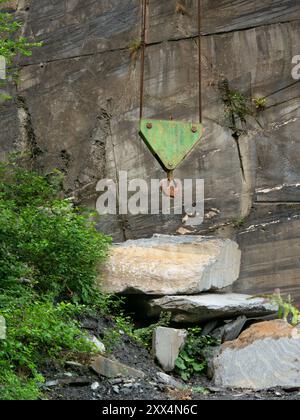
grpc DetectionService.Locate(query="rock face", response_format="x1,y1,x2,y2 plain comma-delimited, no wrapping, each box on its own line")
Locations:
234,212,300,304
91,355,145,380
213,320,300,390
146,294,277,323
0,316,6,340
0,1,300,301
98,235,241,295
152,327,187,372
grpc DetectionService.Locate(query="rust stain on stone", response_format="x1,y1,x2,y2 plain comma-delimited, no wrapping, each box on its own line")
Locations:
222,320,300,351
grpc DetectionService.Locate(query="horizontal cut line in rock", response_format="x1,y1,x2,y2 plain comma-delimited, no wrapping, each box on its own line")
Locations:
18,18,299,68
254,201,300,204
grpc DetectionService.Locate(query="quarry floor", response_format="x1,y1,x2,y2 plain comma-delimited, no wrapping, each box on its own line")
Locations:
43,314,300,401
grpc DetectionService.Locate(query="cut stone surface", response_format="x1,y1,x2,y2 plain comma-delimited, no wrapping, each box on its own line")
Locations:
213,320,300,390
1,1,300,303
91,355,145,380
153,327,187,372
0,316,6,340
146,293,277,323
98,235,241,295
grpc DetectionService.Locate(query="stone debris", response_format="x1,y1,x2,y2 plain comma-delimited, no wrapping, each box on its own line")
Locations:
213,320,300,390
156,372,185,389
146,293,277,323
98,235,241,295
91,382,100,391
91,355,145,379
211,316,248,342
152,327,187,372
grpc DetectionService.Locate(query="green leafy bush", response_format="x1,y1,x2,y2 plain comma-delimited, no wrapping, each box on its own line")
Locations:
0,0,42,100
134,312,172,350
0,5,42,66
0,289,96,400
0,159,111,399
251,289,300,327
175,327,219,381
0,161,111,301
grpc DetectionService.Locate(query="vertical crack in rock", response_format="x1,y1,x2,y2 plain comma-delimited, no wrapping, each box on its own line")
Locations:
73,109,109,202
91,109,109,178
233,133,246,183
15,95,42,166
93,107,127,241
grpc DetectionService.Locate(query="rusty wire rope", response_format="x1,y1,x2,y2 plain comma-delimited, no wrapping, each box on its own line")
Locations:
139,0,203,123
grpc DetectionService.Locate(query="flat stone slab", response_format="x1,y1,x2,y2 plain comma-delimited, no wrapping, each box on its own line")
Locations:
98,235,241,295
146,294,277,323
213,320,300,390
0,316,6,340
91,355,145,379
153,327,187,372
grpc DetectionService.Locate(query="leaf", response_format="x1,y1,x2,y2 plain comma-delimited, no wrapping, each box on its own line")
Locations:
175,357,187,370
181,371,190,382
192,362,204,372
180,351,194,363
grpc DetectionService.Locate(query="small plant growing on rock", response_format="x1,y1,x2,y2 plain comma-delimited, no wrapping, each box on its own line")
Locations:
251,289,300,326
134,312,172,350
252,97,267,111
175,327,220,381
219,79,251,136
0,0,42,101
219,79,266,137
233,217,246,228
128,38,142,59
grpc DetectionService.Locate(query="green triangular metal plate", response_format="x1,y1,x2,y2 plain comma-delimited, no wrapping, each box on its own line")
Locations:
140,119,203,171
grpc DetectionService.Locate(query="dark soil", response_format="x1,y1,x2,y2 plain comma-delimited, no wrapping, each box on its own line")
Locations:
43,315,300,401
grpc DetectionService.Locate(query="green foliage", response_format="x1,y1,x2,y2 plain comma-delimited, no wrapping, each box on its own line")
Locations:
191,386,210,395
0,369,41,400
0,1,42,103
0,289,96,400
0,92,12,101
233,217,246,228
0,159,111,399
134,312,172,350
175,327,220,382
219,79,266,137
0,160,111,301
128,38,141,59
0,3,42,68
219,79,251,136
251,289,300,327
252,97,267,111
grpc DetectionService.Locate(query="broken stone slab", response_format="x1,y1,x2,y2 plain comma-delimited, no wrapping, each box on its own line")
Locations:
146,293,277,323
210,316,248,343
153,327,187,372
98,235,241,295
213,320,300,390
44,377,93,388
0,316,6,340
91,355,145,380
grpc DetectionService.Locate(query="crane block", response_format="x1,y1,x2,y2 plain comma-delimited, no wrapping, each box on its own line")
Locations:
140,119,203,171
